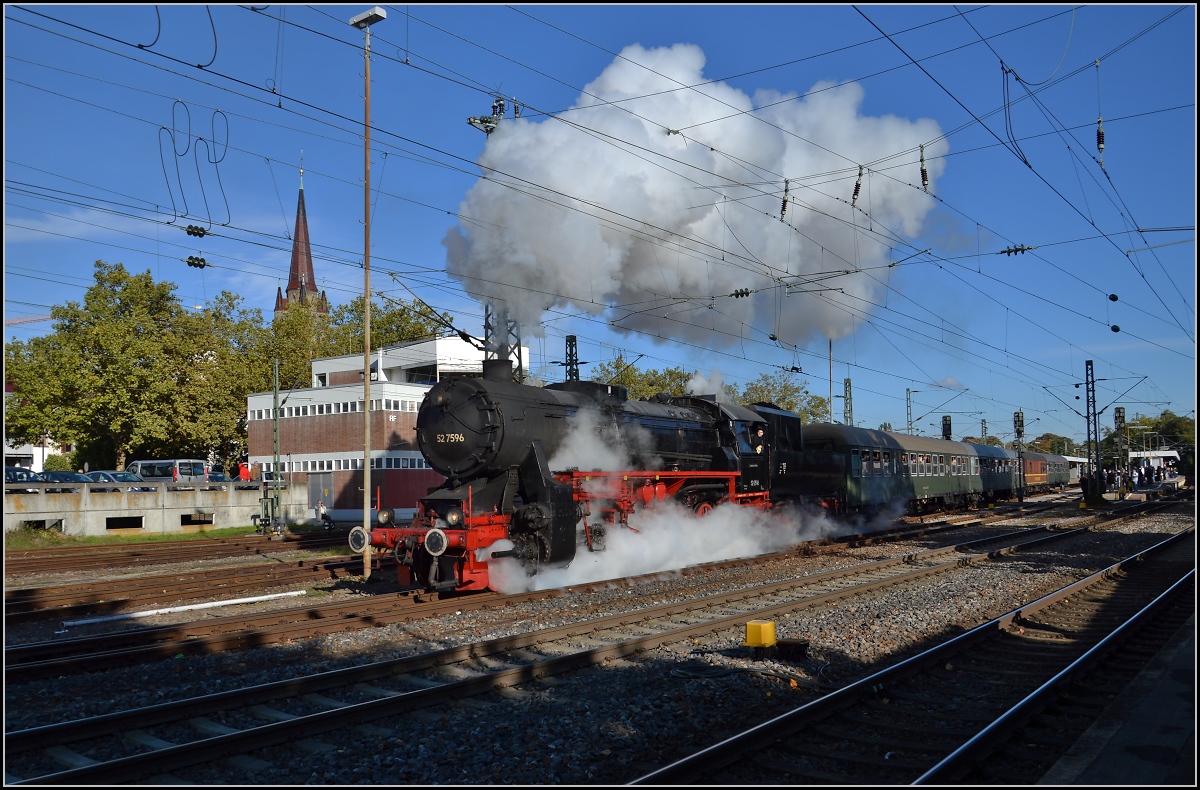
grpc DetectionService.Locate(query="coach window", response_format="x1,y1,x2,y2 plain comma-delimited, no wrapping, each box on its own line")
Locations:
882,451,892,475
851,449,861,477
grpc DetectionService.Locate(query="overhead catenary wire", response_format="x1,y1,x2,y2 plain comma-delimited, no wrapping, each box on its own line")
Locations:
9,6,1185,429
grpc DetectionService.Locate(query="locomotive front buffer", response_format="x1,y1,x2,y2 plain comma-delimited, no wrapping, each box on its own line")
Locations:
350,440,767,593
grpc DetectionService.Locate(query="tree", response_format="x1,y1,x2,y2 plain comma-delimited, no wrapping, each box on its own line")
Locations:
5,263,458,473
5,261,191,470
588,354,695,401
1026,432,1074,455
41,453,76,472
327,295,451,357
728,369,829,425
176,293,272,475
962,435,1005,448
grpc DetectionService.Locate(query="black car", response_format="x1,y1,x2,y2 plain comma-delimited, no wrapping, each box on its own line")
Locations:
5,466,43,483
86,470,153,492
40,470,93,493
4,466,45,493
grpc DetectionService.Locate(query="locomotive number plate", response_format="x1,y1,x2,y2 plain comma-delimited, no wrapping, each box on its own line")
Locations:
437,433,466,443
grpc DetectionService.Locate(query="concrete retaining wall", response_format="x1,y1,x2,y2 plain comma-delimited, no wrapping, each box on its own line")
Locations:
3,483,309,536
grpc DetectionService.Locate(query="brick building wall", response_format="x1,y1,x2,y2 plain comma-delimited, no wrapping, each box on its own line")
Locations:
247,384,445,512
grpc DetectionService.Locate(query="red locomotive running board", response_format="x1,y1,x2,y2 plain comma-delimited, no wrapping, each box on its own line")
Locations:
364,469,770,591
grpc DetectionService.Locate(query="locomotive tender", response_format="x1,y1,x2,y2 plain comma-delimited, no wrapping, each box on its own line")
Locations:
350,363,1069,592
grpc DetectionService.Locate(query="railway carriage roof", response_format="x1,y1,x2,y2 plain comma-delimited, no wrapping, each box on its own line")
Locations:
803,423,977,454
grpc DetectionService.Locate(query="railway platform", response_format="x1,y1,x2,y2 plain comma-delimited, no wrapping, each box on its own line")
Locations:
1039,614,1195,785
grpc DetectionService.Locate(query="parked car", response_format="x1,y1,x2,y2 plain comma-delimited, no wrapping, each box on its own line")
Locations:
125,459,208,483
5,466,45,493
86,470,153,492
5,466,44,483
40,470,93,493
206,472,232,482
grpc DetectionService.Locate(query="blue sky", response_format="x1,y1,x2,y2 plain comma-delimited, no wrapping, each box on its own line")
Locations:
4,5,1196,447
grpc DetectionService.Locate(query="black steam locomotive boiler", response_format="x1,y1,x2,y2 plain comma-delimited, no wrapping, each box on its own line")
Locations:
349,360,789,591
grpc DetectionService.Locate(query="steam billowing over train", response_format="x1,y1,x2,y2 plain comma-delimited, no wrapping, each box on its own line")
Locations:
350,362,1068,592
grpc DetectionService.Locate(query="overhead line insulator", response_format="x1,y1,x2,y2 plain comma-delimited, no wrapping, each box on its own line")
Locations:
920,145,929,193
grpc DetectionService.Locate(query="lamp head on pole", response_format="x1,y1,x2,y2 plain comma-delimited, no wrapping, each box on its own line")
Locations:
349,6,386,29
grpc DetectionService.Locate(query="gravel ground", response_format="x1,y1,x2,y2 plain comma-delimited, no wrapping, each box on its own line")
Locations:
4,504,1191,785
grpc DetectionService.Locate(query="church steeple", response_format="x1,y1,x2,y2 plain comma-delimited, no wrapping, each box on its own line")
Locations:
275,168,329,317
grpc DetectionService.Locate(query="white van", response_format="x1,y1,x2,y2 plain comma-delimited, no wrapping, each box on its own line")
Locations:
125,459,208,483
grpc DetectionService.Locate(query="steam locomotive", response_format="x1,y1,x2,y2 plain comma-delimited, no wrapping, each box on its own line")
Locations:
349,362,1069,592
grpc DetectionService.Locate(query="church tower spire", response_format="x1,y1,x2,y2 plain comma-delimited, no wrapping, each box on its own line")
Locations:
274,167,329,318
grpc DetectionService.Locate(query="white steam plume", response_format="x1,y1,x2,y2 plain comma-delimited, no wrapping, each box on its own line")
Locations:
444,43,946,347
548,407,662,473
485,499,842,594
685,369,724,399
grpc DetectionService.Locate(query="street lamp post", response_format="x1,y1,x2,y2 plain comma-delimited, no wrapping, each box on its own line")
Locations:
351,6,386,581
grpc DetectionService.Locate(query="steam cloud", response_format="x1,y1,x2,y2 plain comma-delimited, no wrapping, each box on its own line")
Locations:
485,499,835,594
444,43,947,347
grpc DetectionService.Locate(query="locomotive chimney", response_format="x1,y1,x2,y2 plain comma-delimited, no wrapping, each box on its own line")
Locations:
483,358,513,382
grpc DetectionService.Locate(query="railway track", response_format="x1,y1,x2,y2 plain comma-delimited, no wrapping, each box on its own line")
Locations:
4,508,1183,784
3,533,349,575
3,494,1076,625
631,529,1194,784
3,555,387,624
3,495,1172,681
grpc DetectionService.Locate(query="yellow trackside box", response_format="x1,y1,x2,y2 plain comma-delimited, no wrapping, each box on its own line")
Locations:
743,620,777,648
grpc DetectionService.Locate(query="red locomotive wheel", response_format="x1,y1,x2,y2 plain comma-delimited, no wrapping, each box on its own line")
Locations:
694,501,714,517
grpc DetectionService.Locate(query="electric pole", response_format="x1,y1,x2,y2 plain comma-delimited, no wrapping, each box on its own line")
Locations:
351,5,387,580
1014,410,1025,504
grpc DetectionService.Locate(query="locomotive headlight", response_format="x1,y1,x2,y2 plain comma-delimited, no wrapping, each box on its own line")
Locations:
444,506,464,527
424,527,449,557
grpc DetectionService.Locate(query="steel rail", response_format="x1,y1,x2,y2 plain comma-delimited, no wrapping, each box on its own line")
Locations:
3,523,1056,680
913,567,1196,783
629,527,1194,784
6,522,1115,776
9,523,1190,782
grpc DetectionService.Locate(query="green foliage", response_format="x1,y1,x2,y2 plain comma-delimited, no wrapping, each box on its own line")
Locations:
331,295,450,352
5,261,190,470
2,524,259,551
589,353,695,401
1025,432,1075,455
583,358,830,425
269,295,451,388
728,370,829,425
962,435,1006,448
5,262,450,474
41,453,76,472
